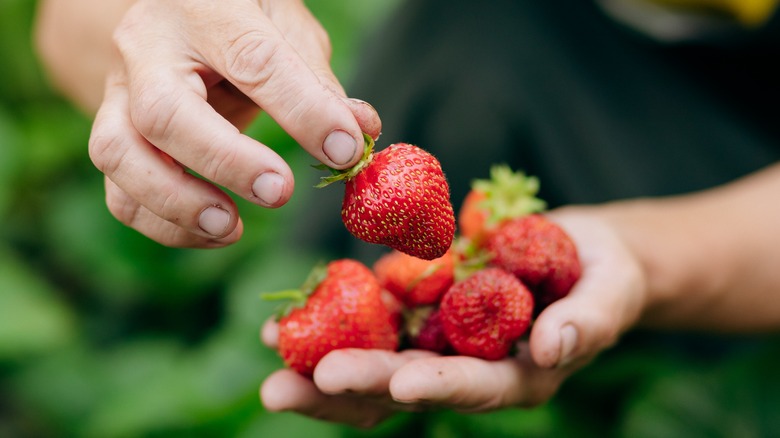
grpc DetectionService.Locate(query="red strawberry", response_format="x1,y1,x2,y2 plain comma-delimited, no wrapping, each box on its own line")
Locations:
485,214,581,313
439,267,534,360
269,259,399,378
317,135,455,260
458,190,489,242
404,306,452,354
373,249,455,307
380,288,405,333
458,165,546,246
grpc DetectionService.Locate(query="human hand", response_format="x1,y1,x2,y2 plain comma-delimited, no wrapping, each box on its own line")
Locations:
258,208,648,427
88,0,381,247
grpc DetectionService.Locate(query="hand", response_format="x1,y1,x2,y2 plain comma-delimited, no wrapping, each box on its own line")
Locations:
258,208,648,427
88,0,381,247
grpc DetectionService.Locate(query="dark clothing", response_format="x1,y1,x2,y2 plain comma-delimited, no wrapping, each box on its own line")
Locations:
301,0,780,262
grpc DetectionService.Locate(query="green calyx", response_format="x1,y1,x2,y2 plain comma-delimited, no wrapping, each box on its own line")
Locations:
314,133,376,188
261,261,329,319
472,164,547,226
452,237,493,282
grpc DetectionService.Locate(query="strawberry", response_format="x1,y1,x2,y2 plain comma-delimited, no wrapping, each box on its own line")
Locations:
373,249,455,307
404,306,452,354
380,288,405,333
268,259,399,377
485,214,581,313
439,267,534,360
317,135,455,260
458,165,546,246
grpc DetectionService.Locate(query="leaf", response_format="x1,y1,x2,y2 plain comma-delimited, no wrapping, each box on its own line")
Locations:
0,245,77,359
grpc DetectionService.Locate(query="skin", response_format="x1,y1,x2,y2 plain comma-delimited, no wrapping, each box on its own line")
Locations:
35,0,381,248
34,0,780,428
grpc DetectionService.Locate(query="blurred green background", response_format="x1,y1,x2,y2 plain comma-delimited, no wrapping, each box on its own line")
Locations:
3,0,780,437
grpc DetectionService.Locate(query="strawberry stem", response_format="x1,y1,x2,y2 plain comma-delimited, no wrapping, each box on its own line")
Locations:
453,243,493,282
472,164,547,225
260,262,329,319
314,133,375,187
260,289,307,302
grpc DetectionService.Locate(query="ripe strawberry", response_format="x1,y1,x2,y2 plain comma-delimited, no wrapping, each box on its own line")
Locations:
380,288,405,333
373,249,455,307
485,214,581,313
458,165,546,246
439,267,534,360
317,135,455,260
269,259,399,378
404,306,452,354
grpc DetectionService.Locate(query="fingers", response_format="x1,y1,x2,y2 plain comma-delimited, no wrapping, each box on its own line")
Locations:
93,57,296,239
529,213,646,369
104,178,244,247
313,349,438,396
260,347,570,419
388,352,569,412
123,67,295,208
94,0,382,247
90,77,249,247
261,318,279,349
180,0,365,168
261,349,438,427
261,369,394,428
259,1,382,140
345,98,382,141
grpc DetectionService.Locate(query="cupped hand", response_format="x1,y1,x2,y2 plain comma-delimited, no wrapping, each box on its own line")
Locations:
89,0,381,247
258,208,649,427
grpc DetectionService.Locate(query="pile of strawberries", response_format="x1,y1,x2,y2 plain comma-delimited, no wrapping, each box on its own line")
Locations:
267,140,581,377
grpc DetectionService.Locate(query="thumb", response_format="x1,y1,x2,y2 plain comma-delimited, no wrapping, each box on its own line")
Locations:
193,0,364,169
528,213,646,369
266,1,382,140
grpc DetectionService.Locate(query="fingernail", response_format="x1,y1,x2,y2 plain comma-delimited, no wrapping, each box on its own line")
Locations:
252,172,285,206
558,324,578,368
323,130,359,166
349,97,377,112
347,98,382,141
199,206,231,237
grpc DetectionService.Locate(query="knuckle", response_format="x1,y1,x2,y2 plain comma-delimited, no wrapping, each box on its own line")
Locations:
200,138,240,183
130,82,181,142
105,185,140,227
157,188,183,225
223,30,287,91
88,129,128,178
111,5,146,59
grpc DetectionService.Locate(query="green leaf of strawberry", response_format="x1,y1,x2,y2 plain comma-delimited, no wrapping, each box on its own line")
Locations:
458,164,547,246
261,261,328,319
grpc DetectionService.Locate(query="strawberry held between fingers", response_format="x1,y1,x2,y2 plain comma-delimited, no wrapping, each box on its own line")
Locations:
317,135,455,260
267,259,399,378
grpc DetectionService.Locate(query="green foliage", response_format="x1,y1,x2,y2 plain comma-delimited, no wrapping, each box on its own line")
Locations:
2,0,780,437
